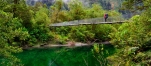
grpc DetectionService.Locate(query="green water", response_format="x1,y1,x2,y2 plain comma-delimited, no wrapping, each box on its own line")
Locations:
16,44,115,66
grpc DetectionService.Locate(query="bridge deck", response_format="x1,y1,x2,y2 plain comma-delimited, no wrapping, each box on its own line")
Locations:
50,17,127,27
50,21,125,27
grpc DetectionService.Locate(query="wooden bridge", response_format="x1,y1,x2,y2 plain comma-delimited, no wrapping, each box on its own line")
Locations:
50,16,127,27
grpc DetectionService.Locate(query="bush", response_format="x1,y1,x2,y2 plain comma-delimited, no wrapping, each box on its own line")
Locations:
94,24,114,41
28,7,52,44
68,26,94,42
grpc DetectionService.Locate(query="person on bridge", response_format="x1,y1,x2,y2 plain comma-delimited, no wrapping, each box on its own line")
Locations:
104,13,108,22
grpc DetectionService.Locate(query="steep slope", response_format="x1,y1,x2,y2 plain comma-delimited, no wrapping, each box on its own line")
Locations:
26,0,132,18
89,0,124,10
26,0,55,6
26,0,124,10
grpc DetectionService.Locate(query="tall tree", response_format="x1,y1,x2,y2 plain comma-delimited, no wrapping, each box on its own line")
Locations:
68,0,86,20
0,0,30,65
50,0,64,23
0,10,25,66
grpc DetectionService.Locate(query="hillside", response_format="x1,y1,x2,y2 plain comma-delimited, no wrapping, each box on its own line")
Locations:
26,0,124,10
26,0,132,18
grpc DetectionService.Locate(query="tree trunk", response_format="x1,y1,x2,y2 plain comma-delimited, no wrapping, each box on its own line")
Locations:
13,0,19,17
14,0,18,4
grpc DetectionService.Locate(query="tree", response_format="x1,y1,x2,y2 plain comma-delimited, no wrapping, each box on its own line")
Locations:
29,7,52,44
68,0,86,20
85,4,105,18
50,0,64,23
107,0,151,65
121,0,151,11
0,10,25,66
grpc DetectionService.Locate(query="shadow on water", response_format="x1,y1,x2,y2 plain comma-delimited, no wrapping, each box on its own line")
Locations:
15,44,115,66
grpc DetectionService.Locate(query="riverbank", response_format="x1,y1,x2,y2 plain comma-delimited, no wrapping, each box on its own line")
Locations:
22,41,111,50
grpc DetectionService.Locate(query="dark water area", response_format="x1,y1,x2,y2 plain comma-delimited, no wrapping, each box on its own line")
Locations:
15,44,115,66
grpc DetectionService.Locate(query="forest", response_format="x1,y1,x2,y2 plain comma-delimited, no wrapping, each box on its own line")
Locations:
0,0,151,66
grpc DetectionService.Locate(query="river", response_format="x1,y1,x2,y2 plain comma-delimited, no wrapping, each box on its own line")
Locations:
15,44,115,66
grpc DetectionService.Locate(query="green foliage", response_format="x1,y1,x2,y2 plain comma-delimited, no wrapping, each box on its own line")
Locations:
53,24,114,43
92,43,100,54
29,7,52,44
86,4,105,18
68,0,86,20
51,1,121,42
52,26,71,44
0,1,53,65
55,26,71,36
0,10,29,46
121,0,151,11
50,0,66,23
94,24,114,41
108,5,151,65
0,10,24,66
92,44,116,66
109,15,150,49
68,26,94,42
108,15,147,65
0,0,53,46
52,34,68,44
0,46,23,66
134,51,151,65
34,8,49,25
12,1,33,28
1,0,145,65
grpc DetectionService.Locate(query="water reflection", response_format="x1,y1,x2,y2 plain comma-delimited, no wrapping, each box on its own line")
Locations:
16,44,115,66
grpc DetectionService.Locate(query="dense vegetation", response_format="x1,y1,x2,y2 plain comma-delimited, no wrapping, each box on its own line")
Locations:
107,0,151,65
0,0,151,66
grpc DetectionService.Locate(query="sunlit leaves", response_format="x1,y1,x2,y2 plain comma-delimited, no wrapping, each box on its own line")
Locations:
29,7,52,43
92,44,100,54
109,15,146,47
50,0,65,23
86,4,105,18
35,8,49,26
0,10,24,65
108,9,151,65
68,0,86,20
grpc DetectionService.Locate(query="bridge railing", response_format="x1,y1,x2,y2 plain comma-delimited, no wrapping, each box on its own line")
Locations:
50,16,125,26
